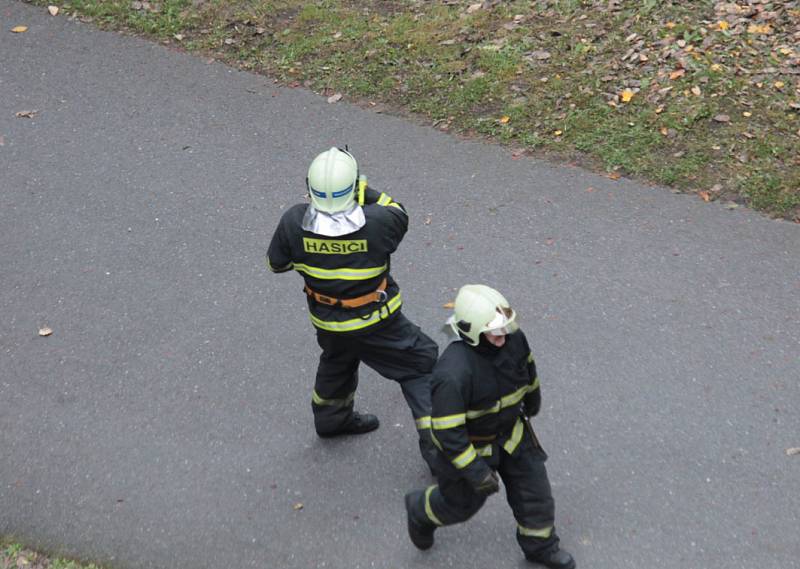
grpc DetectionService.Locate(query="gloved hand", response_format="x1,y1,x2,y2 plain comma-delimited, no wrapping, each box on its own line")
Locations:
474,470,500,496
362,187,381,205
523,391,541,418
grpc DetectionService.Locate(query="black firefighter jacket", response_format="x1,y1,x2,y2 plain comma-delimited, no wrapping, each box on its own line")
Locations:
267,187,407,335
429,331,542,488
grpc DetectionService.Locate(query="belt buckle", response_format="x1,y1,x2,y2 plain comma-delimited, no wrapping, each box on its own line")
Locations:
376,289,388,303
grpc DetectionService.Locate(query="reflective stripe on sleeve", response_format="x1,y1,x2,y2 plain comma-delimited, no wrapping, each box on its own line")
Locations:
309,292,402,332
293,262,387,280
431,413,467,430
476,444,492,457
424,485,444,526
452,445,477,469
377,193,392,206
267,259,293,272
466,401,500,420
499,385,529,409
312,389,355,408
502,418,525,454
518,524,553,538
530,376,540,391
415,416,431,430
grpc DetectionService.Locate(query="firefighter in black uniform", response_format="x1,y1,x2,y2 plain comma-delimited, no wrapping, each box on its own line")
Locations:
267,147,438,469
404,284,575,569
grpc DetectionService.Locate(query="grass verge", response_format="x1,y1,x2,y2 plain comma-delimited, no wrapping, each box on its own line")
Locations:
20,0,800,219
1,542,101,569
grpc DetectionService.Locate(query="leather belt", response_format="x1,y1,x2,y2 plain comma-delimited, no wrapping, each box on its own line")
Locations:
304,277,388,308
468,434,497,443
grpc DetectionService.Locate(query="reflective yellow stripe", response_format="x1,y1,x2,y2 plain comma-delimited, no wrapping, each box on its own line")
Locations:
530,377,540,391
466,401,500,420
527,352,534,364
502,418,525,454
452,445,477,469
388,202,403,210
293,262,387,280
431,413,466,430
424,485,443,526
476,444,492,457
430,430,443,450
518,524,553,538
500,385,529,409
267,259,293,272
415,416,431,429
312,389,355,408
377,193,392,206
309,292,402,332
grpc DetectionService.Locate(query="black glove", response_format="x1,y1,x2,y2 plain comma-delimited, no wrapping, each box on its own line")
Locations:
523,391,541,418
474,470,500,496
362,187,381,205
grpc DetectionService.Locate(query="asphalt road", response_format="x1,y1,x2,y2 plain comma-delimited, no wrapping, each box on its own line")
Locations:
1,2,799,568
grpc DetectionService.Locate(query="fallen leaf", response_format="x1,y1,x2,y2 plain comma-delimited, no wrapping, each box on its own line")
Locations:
11,25,28,33
620,89,635,103
443,302,455,309
511,148,526,160
527,50,551,61
223,37,236,45
786,448,800,456
716,21,729,31
327,93,343,104
724,202,739,209
774,81,785,89
173,33,184,41
665,21,676,29
466,3,482,14
38,327,53,337
709,184,722,193
607,172,621,180
742,111,752,117
669,69,686,80
713,114,730,123
424,216,432,225
698,191,711,202
292,502,304,511
553,130,562,136
691,86,702,96
48,6,59,16
15,110,38,118
499,115,510,124
747,24,772,35
710,64,722,72
655,106,664,114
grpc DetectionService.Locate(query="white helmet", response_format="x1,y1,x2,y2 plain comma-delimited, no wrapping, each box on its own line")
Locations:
306,147,358,213
447,284,518,346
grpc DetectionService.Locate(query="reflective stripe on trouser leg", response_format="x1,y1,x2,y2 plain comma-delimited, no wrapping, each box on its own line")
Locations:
499,429,558,557
420,476,487,528
313,334,360,434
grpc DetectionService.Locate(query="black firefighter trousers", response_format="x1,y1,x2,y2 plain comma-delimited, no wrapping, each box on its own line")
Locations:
407,428,560,558
313,312,439,468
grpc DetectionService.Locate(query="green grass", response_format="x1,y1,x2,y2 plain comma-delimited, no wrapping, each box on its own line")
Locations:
26,0,800,219
1,542,103,569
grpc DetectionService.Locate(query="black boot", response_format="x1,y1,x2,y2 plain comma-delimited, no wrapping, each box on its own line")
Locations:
317,412,379,438
404,492,435,550
525,547,575,569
